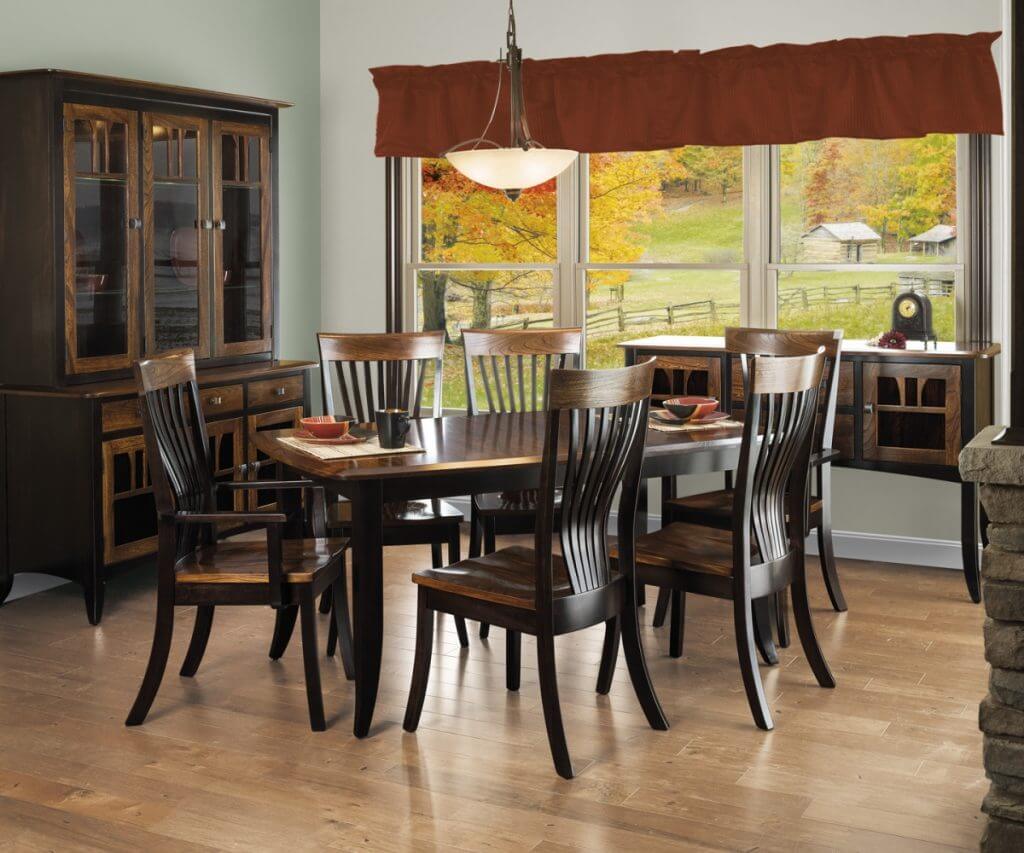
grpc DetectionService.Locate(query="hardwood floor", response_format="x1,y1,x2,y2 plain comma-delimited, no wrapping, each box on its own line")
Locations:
0,536,986,851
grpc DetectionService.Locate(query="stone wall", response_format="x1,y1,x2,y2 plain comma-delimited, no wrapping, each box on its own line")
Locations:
961,426,1024,850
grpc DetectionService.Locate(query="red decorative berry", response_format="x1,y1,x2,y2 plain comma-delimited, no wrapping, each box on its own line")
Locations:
878,329,907,350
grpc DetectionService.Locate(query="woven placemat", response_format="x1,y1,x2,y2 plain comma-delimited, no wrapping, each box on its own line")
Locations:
278,435,424,460
648,417,742,433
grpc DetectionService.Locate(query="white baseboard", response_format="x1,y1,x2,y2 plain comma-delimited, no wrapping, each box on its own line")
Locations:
447,497,974,571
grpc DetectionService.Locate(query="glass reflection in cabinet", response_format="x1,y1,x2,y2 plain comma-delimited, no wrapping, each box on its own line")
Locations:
222,186,263,344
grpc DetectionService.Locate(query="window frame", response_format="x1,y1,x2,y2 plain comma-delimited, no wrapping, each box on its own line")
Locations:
402,134,983,359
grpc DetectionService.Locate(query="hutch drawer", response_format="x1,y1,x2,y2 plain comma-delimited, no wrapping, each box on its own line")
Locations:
248,375,304,408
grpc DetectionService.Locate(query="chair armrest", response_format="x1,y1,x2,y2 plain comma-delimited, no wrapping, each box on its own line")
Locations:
218,479,319,492
167,511,287,525
811,448,841,467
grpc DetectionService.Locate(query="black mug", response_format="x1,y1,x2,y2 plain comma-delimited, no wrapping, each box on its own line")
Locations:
375,408,411,449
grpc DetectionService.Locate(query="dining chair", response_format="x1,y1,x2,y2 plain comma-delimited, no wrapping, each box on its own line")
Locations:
125,350,348,731
656,327,846,658
604,349,834,730
461,327,583,639
307,331,469,671
403,359,667,778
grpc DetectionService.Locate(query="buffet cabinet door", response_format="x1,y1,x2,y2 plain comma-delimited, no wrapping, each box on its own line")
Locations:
212,121,272,357
142,113,210,358
246,406,303,511
862,362,961,467
101,434,157,564
63,104,140,374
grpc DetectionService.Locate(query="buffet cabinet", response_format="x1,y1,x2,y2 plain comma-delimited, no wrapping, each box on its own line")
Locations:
621,336,999,601
0,71,311,622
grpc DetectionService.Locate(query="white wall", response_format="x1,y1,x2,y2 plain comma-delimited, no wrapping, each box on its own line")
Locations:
320,0,1006,550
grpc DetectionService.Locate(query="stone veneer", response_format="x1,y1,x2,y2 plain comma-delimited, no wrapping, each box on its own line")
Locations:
960,426,1024,851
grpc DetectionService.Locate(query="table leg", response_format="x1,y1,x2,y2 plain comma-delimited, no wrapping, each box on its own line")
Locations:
351,479,384,737
961,481,981,604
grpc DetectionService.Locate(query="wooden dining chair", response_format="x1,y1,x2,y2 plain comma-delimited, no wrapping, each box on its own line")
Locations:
656,327,846,658
604,349,834,730
462,327,583,639
125,350,348,732
307,331,469,669
403,359,668,778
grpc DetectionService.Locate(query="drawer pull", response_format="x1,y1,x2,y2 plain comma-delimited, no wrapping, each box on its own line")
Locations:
274,387,286,397
208,396,223,406
863,403,874,414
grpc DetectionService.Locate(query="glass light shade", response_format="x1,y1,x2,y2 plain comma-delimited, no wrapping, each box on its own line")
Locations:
446,147,577,192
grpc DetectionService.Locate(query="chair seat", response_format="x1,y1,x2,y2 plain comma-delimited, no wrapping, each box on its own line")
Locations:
413,545,586,609
667,489,822,520
176,537,348,585
328,498,463,528
612,522,752,578
474,489,562,516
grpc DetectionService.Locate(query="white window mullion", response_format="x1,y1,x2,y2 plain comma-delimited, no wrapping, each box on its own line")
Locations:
743,145,770,327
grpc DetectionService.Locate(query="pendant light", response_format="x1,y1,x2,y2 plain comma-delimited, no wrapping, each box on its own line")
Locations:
444,0,577,201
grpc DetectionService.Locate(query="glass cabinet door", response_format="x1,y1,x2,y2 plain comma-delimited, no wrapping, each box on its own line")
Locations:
143,114,210,357
212,121,272,356
63,104,139,374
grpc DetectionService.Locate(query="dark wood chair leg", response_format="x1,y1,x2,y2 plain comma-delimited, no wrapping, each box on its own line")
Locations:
791,575,836,689
536,629,574,779
447,527,470,648
319,585,333,615
299,591,326,732
816,466,847,612
619,581,669,731
652,587,670,627
125,593,174,726
403,588,434,732
479,622,491,639
468,503,482,558
668,589,685,658
595,617,620,695
328,569,355,680
506,630,521,691
734,595,774,730
179,605,214,677
84,577,105,626
962,481,982,603
430,542,443,567
981,500,990,548
479,517,495,639
775,591,790,648
752,597,779,666
268,606,299,660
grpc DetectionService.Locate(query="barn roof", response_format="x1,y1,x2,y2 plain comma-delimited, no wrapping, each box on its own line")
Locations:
909,224,957,243
802,222,881,242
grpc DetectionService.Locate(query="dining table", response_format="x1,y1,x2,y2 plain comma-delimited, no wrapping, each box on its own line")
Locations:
253,412,744,738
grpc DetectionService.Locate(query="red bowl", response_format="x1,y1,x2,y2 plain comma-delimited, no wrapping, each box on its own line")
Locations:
663,396,719,422
300,415,351,438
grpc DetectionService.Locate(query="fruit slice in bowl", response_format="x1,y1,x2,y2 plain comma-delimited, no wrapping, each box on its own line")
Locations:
299,415,352,439
662,396,719,422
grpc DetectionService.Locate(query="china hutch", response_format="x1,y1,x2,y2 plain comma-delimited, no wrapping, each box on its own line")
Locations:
0,71,315,623
621,335,999,602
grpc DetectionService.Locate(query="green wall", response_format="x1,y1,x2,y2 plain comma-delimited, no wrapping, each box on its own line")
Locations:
0,0,321,362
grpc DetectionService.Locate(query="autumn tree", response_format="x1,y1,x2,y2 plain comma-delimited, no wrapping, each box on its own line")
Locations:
677,146,742,202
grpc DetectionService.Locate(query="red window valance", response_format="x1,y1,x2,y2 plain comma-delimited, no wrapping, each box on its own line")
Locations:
371,31,1002,157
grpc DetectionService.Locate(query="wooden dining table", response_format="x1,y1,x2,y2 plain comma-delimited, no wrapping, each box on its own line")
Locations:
253,412,744,738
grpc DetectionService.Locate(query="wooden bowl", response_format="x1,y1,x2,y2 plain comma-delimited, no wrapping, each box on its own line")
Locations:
662,396,719,422
300,415,351,438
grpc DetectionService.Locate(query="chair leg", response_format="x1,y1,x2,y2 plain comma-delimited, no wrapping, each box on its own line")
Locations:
791,576,836,689
775,591,791,648
752,597,779,666
268,606,299,660
506,630,521,691
318,585,333,615
179,605,214,677
469,503,482,558
536,630,574,779
125,592,174,726
817,522,847,613
734,595,774,730
445,528,470,648
479,517,495,639
620,580,669,731
328,567,355,680
299,591,326,732
596,617,620,695
403,588,434,732
652,587,670,627
668,590,685,658
479,622,491,639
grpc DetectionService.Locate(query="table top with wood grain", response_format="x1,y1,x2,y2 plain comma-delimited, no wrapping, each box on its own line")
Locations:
253,412,744,482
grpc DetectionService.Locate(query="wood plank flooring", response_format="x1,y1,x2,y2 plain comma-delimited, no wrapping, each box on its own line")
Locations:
0,537,987,851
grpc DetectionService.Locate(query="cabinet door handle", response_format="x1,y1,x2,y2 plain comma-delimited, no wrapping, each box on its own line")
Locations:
128,218,142,230
215,219,227,230
863,403,874,414
273,387,286,397
208,396,223,406
197,219,214,230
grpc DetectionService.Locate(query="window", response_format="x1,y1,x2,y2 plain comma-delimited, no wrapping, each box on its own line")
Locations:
773,134,960,339
406,134,974,397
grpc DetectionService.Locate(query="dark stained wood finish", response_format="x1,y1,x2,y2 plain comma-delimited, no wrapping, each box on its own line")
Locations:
248,374,304,408
405,360,665,778
126,350,346,731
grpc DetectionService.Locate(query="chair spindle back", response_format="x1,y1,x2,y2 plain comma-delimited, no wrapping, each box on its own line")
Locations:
534,360,655,604
462,328,583,415
733,350,825,565
318,331,445,421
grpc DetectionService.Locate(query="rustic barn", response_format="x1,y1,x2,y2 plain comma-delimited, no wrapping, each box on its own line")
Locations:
800,222,882,262
909,223,957,257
